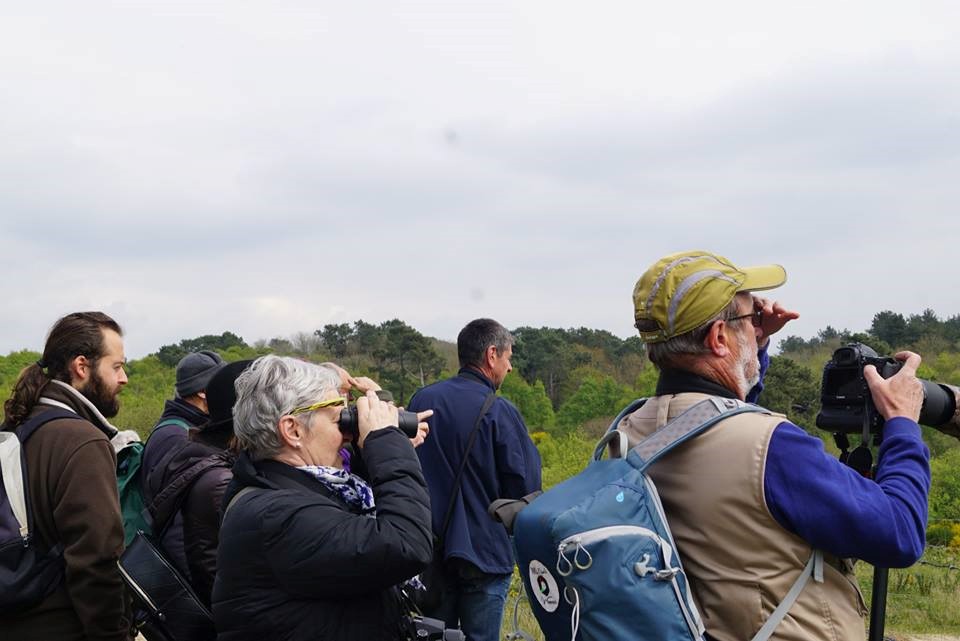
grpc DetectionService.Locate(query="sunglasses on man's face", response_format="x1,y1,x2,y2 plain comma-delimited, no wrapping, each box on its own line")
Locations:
727,308,763,328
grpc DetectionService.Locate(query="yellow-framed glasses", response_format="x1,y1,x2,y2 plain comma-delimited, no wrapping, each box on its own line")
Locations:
289,397,348,416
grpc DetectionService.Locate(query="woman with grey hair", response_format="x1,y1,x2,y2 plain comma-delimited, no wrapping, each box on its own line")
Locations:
211,355,434,641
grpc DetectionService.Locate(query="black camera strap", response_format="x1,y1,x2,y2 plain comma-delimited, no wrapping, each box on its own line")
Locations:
436,388,497,549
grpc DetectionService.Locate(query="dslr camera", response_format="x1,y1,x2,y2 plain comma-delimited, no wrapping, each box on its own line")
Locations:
816,343,956,433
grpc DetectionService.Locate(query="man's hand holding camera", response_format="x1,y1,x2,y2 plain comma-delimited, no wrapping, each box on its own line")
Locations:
863,351,925,423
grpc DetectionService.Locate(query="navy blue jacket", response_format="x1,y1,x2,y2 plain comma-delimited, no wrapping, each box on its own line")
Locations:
408,368,542,574
142,397,209,498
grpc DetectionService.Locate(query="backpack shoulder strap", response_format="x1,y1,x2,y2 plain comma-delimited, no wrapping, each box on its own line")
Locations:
0,409,79,539
593,398,648,461
147,454,231,535
155,417,191,431
14,408,81,443
751,550,824,641
626,397,768,472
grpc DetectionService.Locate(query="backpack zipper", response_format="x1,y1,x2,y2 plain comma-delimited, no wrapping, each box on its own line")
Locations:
555,522,704,640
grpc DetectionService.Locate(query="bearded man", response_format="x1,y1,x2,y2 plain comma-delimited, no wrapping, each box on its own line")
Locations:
619,251,930,641
1,311,131,641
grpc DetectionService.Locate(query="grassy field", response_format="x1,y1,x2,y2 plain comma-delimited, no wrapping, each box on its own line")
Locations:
500,546,960,639
864,546,960,636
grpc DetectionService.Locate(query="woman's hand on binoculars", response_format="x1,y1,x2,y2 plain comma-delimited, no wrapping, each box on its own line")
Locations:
355,390,400,448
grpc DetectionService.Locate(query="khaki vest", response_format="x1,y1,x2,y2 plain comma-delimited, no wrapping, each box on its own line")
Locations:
618,393,867,641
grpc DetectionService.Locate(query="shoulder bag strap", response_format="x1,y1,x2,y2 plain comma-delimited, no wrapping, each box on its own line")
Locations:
148,454,231,536
222,486,260,519
437,391,497,545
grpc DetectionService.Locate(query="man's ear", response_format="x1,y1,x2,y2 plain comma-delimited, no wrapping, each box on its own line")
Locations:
68,355,90,387
704,320,733,358
485,345,498,368
277,415,305,449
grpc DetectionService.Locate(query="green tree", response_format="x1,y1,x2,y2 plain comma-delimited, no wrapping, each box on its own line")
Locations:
512,327,588,408
316,323,353,358
372,319,444,403
756,356,820,429
556,373,633,431
500,372,556,430
155,331,247,366
842,332,892,357
870,311,909,347
777,335,812,354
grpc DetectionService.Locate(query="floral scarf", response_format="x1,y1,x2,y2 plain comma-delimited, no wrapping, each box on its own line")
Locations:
297,465,376,514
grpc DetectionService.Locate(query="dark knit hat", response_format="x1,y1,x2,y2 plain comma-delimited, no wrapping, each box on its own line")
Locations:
201,359,254,433
175,350,226,398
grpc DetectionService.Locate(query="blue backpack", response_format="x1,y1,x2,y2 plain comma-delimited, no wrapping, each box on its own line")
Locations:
508,396,823,641
0,409,77,613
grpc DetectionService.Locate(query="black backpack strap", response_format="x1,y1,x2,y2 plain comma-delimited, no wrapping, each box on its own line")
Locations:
437,391,497,547
147,454,231,536
14,408,80,442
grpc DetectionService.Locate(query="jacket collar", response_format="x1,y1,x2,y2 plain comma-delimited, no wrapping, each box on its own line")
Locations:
37,380,119,439
232,450,323,494
655,368,738,400
160,397,209,426
458,367,496,392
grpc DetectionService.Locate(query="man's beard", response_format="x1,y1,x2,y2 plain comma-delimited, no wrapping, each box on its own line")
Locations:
734,331,761,399
81,367,121,418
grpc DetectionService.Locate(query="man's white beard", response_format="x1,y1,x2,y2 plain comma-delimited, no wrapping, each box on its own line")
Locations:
734,331,761,399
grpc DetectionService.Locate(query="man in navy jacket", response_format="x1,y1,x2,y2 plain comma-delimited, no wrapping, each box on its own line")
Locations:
408,318,542,641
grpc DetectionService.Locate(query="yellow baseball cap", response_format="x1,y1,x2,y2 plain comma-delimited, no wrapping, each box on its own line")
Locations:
633,250,787,343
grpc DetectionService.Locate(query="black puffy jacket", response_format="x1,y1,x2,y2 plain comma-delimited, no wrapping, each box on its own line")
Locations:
212,427,432,641
145,437,234,606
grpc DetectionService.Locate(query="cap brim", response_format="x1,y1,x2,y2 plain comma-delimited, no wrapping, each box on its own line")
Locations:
738,264,787,292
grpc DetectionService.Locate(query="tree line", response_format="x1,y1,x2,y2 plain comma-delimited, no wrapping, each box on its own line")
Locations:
4,309,960,523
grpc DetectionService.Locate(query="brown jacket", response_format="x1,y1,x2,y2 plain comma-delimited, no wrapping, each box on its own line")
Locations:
1,381,130,641
619,393,867,641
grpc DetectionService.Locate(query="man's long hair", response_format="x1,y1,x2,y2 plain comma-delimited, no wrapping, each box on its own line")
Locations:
3,311,122,427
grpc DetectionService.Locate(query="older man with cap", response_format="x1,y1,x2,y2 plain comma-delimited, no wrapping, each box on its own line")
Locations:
618,250,930,641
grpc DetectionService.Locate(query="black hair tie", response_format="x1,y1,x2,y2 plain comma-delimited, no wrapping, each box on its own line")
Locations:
35,359,46,369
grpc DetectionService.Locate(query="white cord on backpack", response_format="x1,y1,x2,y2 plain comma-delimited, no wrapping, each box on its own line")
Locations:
568,587,580,640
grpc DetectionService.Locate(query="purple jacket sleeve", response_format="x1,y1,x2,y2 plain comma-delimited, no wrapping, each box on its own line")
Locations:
764,417,930,567
745,344,770,404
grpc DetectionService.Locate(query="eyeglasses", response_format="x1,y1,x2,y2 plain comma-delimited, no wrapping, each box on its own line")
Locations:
289,397,348,416
727,309,763,328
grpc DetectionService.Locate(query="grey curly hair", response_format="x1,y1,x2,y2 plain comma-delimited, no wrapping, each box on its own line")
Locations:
233,355,341,460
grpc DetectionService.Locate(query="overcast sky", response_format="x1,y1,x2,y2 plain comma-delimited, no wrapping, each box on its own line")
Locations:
2,1,958,358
